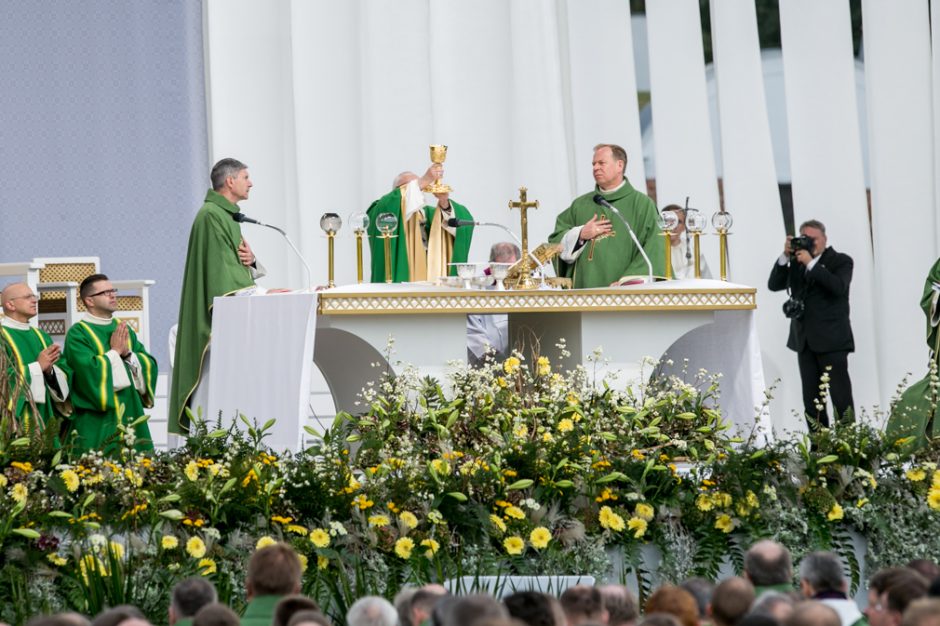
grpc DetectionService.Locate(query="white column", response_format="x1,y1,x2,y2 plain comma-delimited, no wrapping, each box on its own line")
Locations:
645,0,721,272
779,0,880,416
863,0,937,416
710,0,796,434
565,0,646,192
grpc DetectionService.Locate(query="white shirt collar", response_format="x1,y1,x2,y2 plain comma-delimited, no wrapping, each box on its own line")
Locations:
0,317,31,331
81,312,116,326
599,178,627,194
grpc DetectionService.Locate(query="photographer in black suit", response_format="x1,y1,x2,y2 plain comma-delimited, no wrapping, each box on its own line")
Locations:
769,219,855,429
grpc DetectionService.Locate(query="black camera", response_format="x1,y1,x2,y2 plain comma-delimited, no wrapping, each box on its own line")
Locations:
790,234,815,253
782,297,805,320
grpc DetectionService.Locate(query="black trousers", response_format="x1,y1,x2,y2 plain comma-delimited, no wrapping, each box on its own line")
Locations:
797,348,854,429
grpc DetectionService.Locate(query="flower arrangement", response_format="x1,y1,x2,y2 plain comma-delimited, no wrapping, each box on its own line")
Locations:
1,349,940,625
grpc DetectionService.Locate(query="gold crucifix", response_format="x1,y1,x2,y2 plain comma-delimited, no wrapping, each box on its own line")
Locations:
508,187,539,278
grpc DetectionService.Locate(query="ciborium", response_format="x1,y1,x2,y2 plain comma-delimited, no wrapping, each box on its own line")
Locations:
348,211,370,284
320,213,342,288
423,144,452,194
659,209,680,280
376,212,399,284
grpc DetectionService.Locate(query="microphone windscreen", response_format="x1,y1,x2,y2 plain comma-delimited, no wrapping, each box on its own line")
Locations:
592,194,604,205
446,217,460,228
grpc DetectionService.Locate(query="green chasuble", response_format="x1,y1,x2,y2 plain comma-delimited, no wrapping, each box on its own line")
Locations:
548,178,665,288
367,185,474,283
0,321,71,434
64,316,157,454
169,189,257,434
886,257,940,453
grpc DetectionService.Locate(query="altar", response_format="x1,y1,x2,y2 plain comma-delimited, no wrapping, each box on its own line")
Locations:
207,279,769,451
315,279,769,441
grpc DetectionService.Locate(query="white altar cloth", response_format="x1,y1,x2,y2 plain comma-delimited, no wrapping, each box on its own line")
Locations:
207,292,317,452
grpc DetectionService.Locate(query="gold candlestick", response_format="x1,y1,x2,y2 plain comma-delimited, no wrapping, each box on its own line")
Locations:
423,144,452,194
355,232,364,283
319,213,342,288
711,210,734,282
348,211,370,284
662,231,673,280
326,232,336,288
382,234,393,283
685,208,707,279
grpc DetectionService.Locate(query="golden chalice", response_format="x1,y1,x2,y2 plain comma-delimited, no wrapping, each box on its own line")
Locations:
423,144,452,194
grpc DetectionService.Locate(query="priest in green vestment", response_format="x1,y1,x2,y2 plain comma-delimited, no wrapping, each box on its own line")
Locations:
367,165,474,283
549,144,664,288
169,158,266,435
885,256,940,453
0,282,71,434
63,274,157,454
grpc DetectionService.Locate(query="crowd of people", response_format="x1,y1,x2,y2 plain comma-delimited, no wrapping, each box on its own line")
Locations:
15,539,940,626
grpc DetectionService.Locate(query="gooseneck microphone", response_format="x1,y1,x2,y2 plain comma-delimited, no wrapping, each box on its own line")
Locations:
233,212,314,290
446,218,548,283
591,194,654,283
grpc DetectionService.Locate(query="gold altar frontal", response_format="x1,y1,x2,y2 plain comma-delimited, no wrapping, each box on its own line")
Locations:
317,284,757,315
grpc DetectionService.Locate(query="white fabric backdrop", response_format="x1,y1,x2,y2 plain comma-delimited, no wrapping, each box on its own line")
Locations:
710,0,795,434
778,0,880,417
645,0,721,274
203,0,940,430
862,0,938,417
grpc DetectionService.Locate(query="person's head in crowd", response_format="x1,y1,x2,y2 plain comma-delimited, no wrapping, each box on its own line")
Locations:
170,577,218,625
505,591,563,626
287,611,333,626
192,604,239,626
744,541,793,590
784,602,840,626
644,586,700,626
490,242,521,264
902,599,940,626
908,561,940,585
750,591,796,623
439,594,508,626
866,569,928,626
709,577,755,626
27,614,91,626
347,596,398,626
274,595,322,626
561,585,608,626
680,579,715,621
598,585,639,626
930,577,940,599
91,606,146,626
798,552,847,598
79,274,119,320
246,542,303,600
412,585,450,626
737,615,778,626
396,587,419,626
639,614,682,626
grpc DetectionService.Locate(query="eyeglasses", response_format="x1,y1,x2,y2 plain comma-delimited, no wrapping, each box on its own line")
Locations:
9,293,39,301
88,289,118,298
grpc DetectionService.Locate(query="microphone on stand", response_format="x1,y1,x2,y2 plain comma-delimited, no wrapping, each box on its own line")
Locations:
233,212,314,290
446,218,549,283
591,194,654,283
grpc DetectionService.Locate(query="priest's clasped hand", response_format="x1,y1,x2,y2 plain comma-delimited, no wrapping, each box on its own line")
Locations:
579,214,613,241
238,239,256,267
37,344,61,373
109,321,131,358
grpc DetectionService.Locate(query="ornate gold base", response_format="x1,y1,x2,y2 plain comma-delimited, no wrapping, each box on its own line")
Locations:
423,182,452,194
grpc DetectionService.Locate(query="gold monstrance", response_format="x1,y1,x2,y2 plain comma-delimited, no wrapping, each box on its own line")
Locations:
508,187,540,289
423,144,452,194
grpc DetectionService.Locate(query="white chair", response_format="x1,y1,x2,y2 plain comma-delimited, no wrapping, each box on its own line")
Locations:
33,256,155,348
